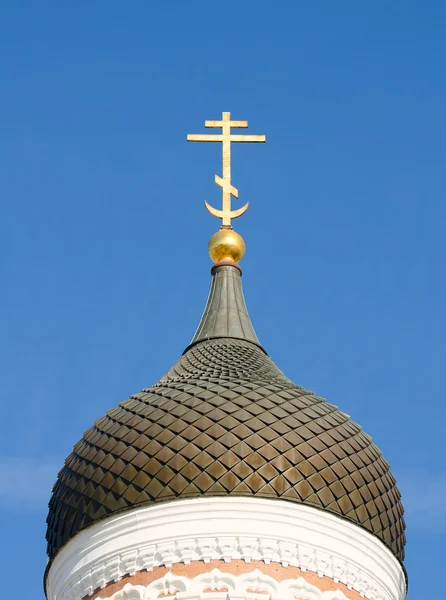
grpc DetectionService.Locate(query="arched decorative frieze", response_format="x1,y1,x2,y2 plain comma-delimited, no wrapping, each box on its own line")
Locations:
97,569,350,600
47,498,405,600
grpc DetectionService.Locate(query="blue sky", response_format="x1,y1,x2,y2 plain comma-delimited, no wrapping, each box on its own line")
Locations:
1,2,445,598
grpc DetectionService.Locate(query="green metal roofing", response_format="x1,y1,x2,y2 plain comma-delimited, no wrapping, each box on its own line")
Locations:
188,265,262,350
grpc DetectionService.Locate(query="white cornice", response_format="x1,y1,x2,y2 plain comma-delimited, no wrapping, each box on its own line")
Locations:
46,497,406,600
96,568,350,600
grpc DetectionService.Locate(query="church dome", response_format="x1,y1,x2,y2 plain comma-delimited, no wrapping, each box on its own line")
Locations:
46,264,406,563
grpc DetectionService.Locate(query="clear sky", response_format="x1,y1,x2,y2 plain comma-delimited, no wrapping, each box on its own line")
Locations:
1,2,445,598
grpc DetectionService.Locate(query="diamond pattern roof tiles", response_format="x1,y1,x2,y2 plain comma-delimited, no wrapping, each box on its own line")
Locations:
46,264,405,566
46,337,405,561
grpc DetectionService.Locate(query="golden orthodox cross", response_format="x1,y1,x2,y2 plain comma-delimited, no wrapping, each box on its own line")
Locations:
187,112,266,227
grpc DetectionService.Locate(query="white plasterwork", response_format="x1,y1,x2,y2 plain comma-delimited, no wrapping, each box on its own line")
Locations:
96,568,350,600
46,497,406,600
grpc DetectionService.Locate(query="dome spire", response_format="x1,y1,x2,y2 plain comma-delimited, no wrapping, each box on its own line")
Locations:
186,112,266,352
187,111,266,263
186,263,264,353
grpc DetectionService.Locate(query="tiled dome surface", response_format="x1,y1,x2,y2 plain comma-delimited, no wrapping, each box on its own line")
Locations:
46,337,406,560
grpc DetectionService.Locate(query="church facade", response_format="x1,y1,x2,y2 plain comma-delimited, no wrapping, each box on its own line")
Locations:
44,114,407,600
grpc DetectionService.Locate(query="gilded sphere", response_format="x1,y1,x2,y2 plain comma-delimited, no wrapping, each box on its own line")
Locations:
208,229,246,263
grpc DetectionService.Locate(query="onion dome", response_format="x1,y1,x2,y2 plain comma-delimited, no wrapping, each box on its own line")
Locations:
46,110,406,587
46,261,406,562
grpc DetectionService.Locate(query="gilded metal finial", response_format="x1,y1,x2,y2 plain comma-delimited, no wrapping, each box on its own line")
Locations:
187,112,266,228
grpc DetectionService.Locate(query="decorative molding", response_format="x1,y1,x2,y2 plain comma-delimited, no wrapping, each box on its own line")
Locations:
97,568,350,600
46,497,406,600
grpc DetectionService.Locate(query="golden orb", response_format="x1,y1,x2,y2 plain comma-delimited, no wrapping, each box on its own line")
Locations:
208,228,246,263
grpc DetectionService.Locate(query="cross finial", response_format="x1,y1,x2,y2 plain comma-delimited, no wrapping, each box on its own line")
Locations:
187,112,266,227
